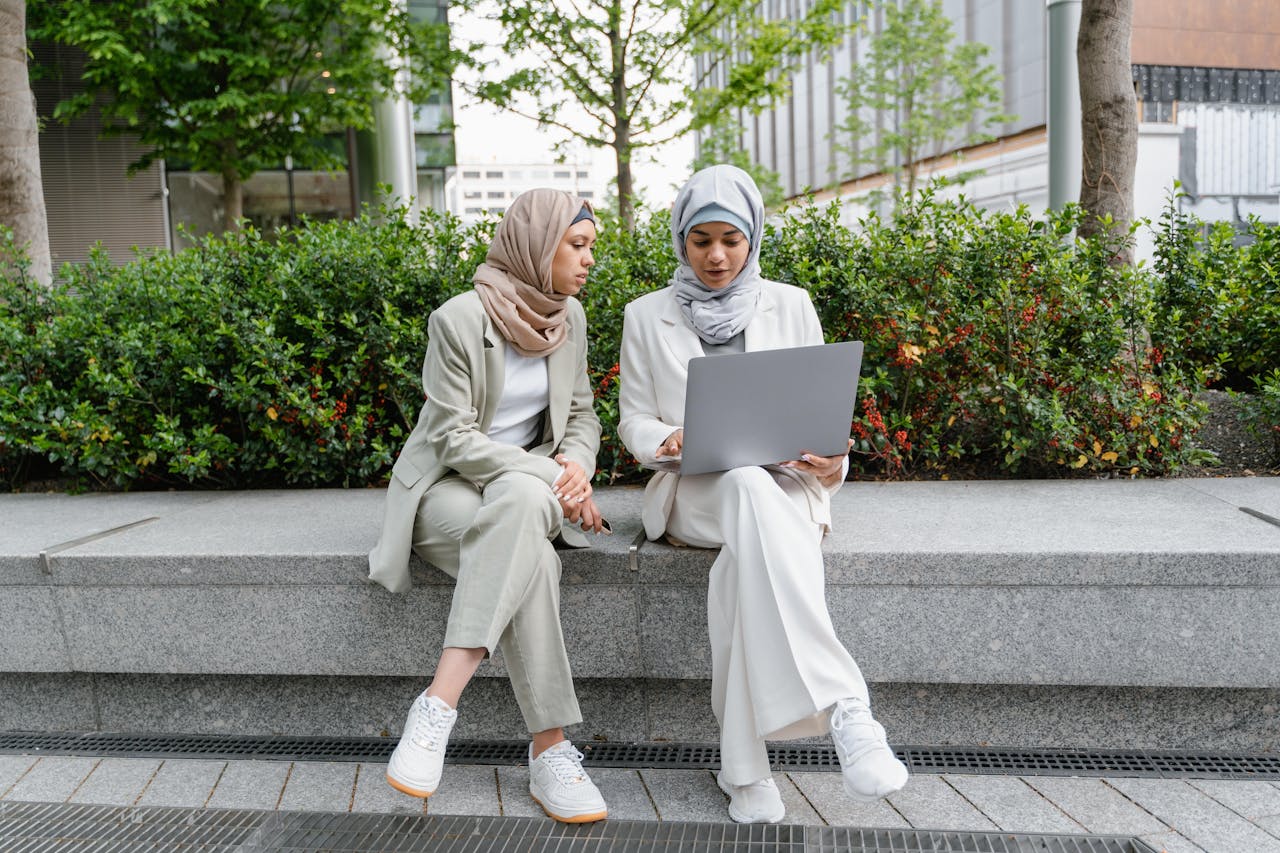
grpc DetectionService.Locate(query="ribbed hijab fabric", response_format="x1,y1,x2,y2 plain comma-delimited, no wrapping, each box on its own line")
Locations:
473,189,592,357
669,164,765,345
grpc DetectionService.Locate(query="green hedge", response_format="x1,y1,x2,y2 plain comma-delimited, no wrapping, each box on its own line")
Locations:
2,194,1276,490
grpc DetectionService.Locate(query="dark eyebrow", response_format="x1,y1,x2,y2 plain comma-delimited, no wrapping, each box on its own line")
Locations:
688,225,743,237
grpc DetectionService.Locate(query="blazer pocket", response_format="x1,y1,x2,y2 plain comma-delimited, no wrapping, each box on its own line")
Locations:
391,455,425,488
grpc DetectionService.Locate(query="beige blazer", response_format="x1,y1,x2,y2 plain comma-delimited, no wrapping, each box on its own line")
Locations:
368,290,601,593
617,281,845,540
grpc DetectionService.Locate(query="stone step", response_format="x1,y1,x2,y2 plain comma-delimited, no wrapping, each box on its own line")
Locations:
2,478,1278,748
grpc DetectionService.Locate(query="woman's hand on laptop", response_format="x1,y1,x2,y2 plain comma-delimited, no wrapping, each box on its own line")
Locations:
781,439,854,486
655,429,684,459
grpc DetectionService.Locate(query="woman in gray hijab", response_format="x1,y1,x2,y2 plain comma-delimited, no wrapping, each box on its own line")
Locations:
618,165,908,824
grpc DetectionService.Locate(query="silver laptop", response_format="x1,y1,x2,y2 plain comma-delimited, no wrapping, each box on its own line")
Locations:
648,341,863,476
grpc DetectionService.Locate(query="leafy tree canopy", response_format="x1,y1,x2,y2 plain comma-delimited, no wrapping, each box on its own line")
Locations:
456,0,849,228
836,0,1012,210
30,0,457,226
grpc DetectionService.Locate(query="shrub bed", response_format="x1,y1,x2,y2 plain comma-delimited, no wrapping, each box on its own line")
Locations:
1,194,1275,490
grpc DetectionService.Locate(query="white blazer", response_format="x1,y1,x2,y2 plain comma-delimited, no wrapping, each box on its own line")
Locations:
617,281,845,540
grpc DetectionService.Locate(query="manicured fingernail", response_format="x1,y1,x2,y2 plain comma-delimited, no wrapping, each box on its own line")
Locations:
801,454,812,462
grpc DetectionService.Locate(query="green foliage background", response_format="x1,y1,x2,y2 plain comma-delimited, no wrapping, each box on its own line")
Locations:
1,195,1276,490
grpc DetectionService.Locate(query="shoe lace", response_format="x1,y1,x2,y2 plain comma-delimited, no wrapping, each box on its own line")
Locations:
410,701,452,751
540,746,588,785
831,699,887,759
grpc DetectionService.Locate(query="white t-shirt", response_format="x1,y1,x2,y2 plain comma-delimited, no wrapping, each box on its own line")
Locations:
486,342,550,450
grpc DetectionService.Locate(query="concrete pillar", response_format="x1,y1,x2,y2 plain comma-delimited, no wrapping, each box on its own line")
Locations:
371,0,418,212
1047,0,1082,211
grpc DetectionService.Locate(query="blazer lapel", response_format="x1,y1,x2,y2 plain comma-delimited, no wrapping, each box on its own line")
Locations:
545,336,572,447
658,294,706,367
743,285,779,352
478,325,505,433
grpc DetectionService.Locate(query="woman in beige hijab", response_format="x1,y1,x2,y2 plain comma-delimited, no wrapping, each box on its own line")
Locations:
368,189,608,822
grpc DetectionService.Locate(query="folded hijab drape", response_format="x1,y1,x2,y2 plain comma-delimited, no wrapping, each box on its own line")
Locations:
473,190,593,357
669,164,766,345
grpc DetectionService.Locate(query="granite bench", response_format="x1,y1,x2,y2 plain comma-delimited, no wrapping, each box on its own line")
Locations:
2,478,1279,751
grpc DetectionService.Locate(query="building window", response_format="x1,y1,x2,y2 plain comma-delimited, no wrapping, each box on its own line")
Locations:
580,191,594,199
489,206,506,214
462,170,481,179
576,170,589,178
554,170,571,179
463,190,481,199
486,170,504,179
464,206,483,214
487,190,505,199
1142,100,1176,123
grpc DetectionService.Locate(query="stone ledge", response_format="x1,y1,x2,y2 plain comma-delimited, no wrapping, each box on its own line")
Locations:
2,479,1278,693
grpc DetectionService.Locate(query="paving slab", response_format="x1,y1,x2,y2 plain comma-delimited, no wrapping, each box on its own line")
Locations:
68,758,160,806
588,768,658,822
1106,777,1280,852
1140,829,1209,853
943,773,1085,834
1188,779,1280,820
205,760,290,810
46,491,375,586
786,771,909,829
135,759,224,808
2,757,97,802
1182,478,1280,519
0,588,71,672
347,762,424,815
637,768,727,823
0,492,223,579
276,761,358,812
1023,776,1168,836
424,764,500,817
0,756,38,797
826,584,1280,689
885,775,999,833
773,772,823,825
56,583,640,679
494,766,543,818
824,479,1280,585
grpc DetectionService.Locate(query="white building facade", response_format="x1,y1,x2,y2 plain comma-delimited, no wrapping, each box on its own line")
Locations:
447,162,603,223
696,1,1280,264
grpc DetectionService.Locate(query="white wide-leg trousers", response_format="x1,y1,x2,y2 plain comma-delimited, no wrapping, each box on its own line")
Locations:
665,466,869,785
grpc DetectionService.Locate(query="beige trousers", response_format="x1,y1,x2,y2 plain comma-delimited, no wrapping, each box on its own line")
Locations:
412,471,582,733
665,466,870,785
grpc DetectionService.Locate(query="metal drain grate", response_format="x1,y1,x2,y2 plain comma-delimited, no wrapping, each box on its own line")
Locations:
2,731,1278,780
0,802,1157,852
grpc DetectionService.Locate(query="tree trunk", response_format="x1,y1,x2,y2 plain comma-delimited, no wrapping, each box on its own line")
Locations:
1077,0,1137,264
614,131,633,232
0,0,52,284
222,167,243,232
606,0,634,231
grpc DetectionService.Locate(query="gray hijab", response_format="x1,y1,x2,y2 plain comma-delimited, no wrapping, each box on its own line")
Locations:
669,164,765,344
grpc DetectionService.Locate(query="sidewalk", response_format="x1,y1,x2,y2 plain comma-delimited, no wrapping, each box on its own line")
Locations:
5,751,1280,851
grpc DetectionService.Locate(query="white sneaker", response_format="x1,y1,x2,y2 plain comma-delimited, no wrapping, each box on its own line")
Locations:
716,770,786,824
386,693,457,798
829,697,908,802
528,740,608,823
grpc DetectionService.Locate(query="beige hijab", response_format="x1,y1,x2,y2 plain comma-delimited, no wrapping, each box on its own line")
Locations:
473,189,592,357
